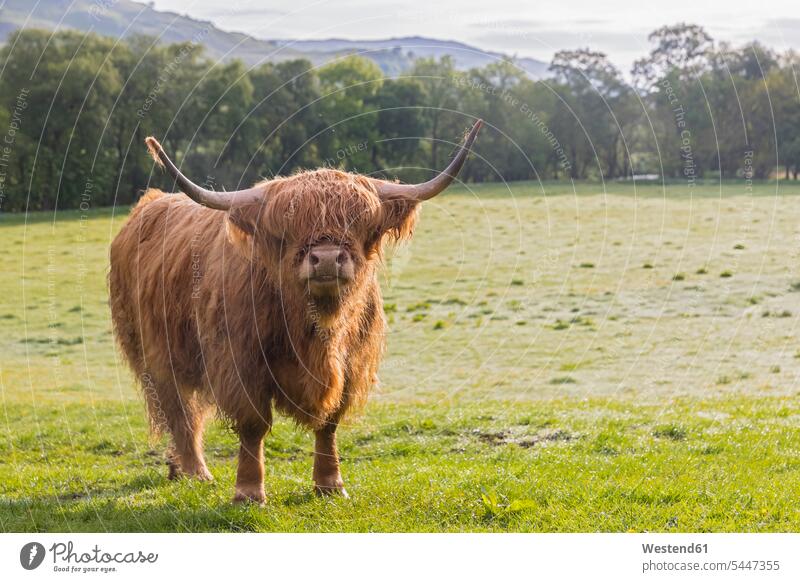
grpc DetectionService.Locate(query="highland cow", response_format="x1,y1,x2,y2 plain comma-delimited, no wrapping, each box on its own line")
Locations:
109,120,482,502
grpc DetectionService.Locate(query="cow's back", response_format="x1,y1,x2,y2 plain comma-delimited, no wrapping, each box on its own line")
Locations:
109,189,229,386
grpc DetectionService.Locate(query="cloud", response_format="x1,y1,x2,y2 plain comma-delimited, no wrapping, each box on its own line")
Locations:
197,7,288,18
468,18,542,30
469,17,607,30
736,18,800,49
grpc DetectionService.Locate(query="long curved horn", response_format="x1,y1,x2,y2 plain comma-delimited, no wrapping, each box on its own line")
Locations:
375,119,482,202
145,137,265,210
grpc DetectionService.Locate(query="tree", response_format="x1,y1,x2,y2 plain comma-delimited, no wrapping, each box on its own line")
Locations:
5,26,800,212
632,23,714,89
549,49,636,179
0,30,122,210
373,78,427,180
317,56,383,172
410,57,461,173
631,25,715,180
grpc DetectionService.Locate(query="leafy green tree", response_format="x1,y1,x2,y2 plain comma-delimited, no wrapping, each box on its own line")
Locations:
247,59,321,177
6,25,800,212
410,57,462,173
0,30,121,210
373,78,427,180
632,25,715,180
186,60,255,188
318,56,383,172
549,49,636,179
632,23,714,88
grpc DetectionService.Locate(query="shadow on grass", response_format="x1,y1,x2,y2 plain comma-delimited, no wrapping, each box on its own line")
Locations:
1,499,252,532
0,470,328,532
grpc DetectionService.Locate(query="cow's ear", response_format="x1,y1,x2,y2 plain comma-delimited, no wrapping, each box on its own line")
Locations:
377,199,420,243
227,203,261,236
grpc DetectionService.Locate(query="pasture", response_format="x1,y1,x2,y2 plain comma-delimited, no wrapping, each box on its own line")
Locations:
1,180,799,532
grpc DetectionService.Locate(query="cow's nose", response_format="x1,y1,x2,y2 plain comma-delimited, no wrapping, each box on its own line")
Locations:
309,247,347,277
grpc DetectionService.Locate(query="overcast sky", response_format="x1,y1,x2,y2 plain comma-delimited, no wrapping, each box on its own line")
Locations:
151,0,800,72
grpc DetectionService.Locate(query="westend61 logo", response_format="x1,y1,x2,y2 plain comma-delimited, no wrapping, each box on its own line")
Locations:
19,541,158,574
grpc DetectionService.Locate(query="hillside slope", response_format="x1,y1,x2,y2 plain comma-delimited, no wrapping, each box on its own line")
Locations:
0,0,547,76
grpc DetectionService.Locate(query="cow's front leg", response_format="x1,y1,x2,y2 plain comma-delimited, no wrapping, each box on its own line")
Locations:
233,422,268,504
313,421,348,497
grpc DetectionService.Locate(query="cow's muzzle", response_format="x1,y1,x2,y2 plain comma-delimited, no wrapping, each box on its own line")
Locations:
301,244,354,293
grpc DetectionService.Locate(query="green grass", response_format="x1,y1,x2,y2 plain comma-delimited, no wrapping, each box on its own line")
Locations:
2,180,800,532
1,397,796,532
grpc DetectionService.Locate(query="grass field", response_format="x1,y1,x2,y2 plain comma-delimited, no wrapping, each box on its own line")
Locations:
1,180,799,532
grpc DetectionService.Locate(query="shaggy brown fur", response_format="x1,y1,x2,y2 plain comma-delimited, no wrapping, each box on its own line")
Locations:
109,169,418,501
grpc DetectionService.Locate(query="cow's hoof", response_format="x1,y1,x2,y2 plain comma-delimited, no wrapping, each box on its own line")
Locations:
190,468,214,482
167,463,214,482
314,481,349,498
183,463,214,481
167,460,180,480
233,486,266,505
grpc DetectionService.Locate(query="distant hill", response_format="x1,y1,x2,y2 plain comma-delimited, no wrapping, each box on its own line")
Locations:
274,36,549,77
0,0,309,64
0,0,548,77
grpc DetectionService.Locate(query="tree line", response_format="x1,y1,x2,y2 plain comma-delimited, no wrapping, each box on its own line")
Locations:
0,23,798,212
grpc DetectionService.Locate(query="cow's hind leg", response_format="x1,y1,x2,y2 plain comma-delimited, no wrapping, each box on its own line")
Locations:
313,420,348,497
164,389,214,481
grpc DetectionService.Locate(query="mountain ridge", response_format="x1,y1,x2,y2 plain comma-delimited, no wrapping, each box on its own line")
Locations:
0,0,548,77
